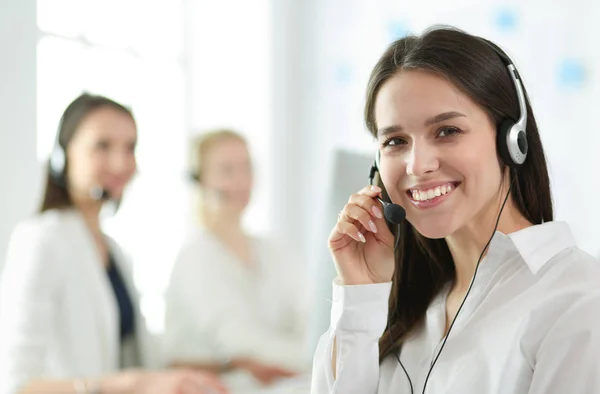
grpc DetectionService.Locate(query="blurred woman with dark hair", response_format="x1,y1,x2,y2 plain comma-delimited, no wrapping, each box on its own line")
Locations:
0,93,227,394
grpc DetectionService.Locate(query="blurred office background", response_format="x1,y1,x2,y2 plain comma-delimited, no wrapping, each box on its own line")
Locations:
1,0,599,361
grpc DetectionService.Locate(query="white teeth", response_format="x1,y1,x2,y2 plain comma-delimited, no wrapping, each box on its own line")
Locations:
410,183,456,202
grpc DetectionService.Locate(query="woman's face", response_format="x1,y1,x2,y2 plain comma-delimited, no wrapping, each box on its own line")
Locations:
374,69,505,239
66,106,137,201
201,138,253,214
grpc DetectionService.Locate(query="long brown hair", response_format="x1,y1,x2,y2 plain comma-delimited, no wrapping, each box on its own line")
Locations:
363,26,554,360
39,93,135,212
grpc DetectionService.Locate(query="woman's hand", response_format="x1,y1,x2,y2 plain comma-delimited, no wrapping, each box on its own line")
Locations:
233,358,297,386
102,369,229,394
328,185,396,285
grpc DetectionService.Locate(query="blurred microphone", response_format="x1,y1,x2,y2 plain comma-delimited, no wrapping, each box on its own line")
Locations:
90,185,111,201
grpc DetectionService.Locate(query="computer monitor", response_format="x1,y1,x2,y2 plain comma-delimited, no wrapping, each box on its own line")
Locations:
305,148,374,355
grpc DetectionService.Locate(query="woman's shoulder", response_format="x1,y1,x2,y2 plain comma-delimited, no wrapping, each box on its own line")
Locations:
509,221,600,286
522,247,600,355
500,221,600,323
172,227,223,269
519,224,600,325
9,209,79,247
539,245,600,293
178,226,217,252
2,210,78,288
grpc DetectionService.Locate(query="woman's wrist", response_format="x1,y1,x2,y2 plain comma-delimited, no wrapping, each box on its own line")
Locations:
229,357,250,371
97,370,144,394
73,379,101,394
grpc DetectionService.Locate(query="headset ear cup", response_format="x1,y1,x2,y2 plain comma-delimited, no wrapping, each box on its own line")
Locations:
188,171,200,182
497,119,517,167
49,144,66,186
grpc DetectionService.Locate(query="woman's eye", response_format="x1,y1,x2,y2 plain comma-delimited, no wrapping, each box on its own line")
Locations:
95,141,109,150
382,137,406,147
437,127,461,138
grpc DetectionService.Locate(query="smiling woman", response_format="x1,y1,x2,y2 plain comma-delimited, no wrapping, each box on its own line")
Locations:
311,25,600,394
374,69,514,239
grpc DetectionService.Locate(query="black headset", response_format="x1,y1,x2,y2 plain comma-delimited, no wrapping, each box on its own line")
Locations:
368,37,528,394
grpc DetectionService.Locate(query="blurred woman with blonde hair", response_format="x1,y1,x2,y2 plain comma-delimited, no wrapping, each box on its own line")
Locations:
164,129,310,392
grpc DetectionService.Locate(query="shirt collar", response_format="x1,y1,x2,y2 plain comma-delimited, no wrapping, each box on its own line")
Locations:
493,221,576,274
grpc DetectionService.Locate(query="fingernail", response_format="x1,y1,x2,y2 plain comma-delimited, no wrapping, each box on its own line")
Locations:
372,206,383,219
370,185,381,192
369,220,377,233
358,232,366,243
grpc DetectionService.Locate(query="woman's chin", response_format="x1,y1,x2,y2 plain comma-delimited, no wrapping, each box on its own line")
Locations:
105,187,124,199
410,221,454,240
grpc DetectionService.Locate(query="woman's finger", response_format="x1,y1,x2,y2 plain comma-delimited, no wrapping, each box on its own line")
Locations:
342,203,378,234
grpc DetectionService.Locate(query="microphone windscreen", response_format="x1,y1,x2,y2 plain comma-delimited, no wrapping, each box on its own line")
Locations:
90,185,111,201
384,204,406,225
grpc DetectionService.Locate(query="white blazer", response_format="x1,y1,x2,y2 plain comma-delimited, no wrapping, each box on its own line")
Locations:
0,209,160,394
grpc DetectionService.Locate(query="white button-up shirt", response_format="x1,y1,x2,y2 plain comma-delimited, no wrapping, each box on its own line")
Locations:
311,221,600,393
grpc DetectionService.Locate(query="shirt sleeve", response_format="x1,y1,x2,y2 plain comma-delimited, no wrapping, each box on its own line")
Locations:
0,222,62,394
310,279,391,394
528,291,600,393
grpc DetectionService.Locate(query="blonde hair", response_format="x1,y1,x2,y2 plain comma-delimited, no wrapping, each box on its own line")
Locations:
189,128,247,182
189,129,248,224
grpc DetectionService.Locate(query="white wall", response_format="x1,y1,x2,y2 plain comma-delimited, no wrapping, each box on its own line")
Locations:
0,0,40,272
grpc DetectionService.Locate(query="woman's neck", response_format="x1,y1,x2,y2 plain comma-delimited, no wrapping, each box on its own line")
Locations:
72,196,102,234
202,209,244,237
445,189,532,293
203,209,255,266
72,195,110,265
